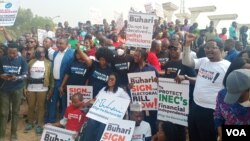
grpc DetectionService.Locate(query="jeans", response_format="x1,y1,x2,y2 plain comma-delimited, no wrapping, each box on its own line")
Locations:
81,119,106,141
0,89,22,140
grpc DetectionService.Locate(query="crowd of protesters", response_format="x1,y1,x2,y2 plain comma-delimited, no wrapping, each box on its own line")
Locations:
0,15,249,141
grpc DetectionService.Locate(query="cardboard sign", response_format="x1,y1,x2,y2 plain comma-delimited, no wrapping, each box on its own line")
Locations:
101,118,135,141
40,125,76,141
86,94,130,124
128,71,158,110
125,12,155,48
0,0,20,26
157,78,189,126
37,29,46,46
67,85,93,106
114,11,124,33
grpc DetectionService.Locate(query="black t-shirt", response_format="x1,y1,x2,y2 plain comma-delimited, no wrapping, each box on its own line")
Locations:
112,55,133,86
88,60,112,97
157,51,169,69
65,60,89,85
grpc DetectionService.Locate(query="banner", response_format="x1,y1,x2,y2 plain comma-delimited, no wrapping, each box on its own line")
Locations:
125,12,155,49
0,0,20,26
128,71,158,110
40,125,76,141
86,94,130,124
89,8,102,25
67,85,93,106
100,118,135,141
157,78,189,126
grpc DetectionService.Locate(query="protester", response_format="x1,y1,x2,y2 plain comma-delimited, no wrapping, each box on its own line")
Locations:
0,43,28,141
224,39,239,62
214,58,250,141
182,33,230,141
218,28,228,42
229,21,238,40
24,46,54,134
83,73,130,141
52,93,87,133
147,40,162,71
46,38,74,123
130,103,152,141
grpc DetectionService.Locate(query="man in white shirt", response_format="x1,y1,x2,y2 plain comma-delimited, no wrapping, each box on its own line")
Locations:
46,38,74,123
130,103,152,141
182,33,230,141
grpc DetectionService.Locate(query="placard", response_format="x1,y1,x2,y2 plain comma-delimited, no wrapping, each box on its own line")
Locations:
0,0,20,26
100,118,135,141
125,12,155,48
157,78,189,126
128,71,158,110
67,85,93,106
40,125,76,141
86,94,130,124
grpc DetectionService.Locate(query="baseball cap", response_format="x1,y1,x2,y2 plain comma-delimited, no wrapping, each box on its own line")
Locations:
224,69,250,104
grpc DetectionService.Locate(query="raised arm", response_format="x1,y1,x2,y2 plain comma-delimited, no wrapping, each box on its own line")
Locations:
182,33,196,68
0,27,13,41
76,43,92,67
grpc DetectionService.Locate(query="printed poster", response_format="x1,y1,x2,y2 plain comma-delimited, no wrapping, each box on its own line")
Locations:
86,94,130,124
67,85,93,106
157,78,189,126
0,0,20,26
128,71,158,110
100,118,135,141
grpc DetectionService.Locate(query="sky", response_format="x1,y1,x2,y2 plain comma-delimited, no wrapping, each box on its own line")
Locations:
20,0,250,31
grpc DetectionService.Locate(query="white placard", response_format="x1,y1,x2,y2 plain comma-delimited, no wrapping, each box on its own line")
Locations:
40,125,76,141
86,94,130,124
67,85,93,106
100,119,135,141
0,0,20,26
128,71,158,110
89,8,102,25
125,12,156,49
157,78,189,126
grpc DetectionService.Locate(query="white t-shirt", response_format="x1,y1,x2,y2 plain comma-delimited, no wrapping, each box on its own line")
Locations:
48,47,56,61
28,60,48,92
131,121,151,141
96,87,131,100
193,57,230,109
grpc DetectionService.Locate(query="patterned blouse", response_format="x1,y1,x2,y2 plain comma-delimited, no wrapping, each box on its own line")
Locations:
214,89,250,128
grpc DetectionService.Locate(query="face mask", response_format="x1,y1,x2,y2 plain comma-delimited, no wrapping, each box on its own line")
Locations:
117,48,125,56
35,51,42,59
239,93,250,107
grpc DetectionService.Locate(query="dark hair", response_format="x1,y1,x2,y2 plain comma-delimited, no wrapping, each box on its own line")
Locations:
206,39,224,49
238,49,250,58
104,72,119,93
197,45,206,58
84,34,92,41
7,42,19,49
223,57,247,87
156,121,181,141
95,47,113,62
136,48,148,61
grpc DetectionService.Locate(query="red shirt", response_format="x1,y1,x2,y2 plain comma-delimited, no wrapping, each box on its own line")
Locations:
147,51,161,71
87,47,96,57
64,105,87,132
219,34,228,42
113,41,122,48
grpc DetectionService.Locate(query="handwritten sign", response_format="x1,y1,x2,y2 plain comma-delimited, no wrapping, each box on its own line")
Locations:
125,12,155,49
67,85,93,106
89,8,102,25
157,78,189,126
86,94,130,124
40,125,76,141
128,71,158,110
0,0,20,26
101,118,135,141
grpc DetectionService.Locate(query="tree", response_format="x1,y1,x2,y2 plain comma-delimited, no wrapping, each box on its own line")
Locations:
0,8,55,42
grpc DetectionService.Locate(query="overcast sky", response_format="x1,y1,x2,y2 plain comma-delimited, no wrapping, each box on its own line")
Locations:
20,0,250,30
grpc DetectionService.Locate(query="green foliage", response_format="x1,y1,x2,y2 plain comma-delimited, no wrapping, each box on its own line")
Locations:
0,8,55,42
